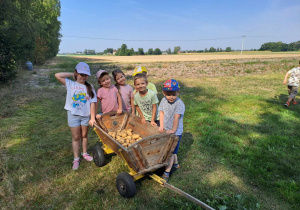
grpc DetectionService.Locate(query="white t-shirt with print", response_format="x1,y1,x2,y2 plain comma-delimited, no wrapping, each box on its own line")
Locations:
158,97,185,135
64,78,97,116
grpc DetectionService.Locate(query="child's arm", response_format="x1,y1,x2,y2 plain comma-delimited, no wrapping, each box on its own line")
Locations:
166,114,181,134
130,96,135,115
89,102,96,126
116,92,122,114
55,72,74,86
135,105,146,124
283,72,289,84
158,111,164,132
150,104,158,126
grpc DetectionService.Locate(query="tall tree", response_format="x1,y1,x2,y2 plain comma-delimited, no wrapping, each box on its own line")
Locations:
153,48,162,55
173,46,181,54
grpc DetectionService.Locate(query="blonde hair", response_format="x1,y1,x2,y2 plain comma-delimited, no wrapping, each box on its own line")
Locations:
133,73,147,85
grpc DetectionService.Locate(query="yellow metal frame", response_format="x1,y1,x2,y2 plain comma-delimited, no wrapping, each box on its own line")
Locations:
94,128,114,154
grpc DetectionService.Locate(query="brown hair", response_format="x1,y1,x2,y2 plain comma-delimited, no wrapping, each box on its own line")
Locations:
112,69,125,92
133,73,147,85
74,70,95,99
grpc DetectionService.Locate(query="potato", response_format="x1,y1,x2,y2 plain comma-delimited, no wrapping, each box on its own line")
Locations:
126,130,132,136
121,133,127,138
132,134,140,140
126,136,132,140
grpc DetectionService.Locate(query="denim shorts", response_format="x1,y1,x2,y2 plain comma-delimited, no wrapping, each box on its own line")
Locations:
173,135,182,154
67,111,90,127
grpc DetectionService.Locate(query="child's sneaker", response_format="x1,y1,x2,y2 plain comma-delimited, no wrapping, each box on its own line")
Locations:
82,153,93,161
173,163,180,169
162,172,170,183
284,102,290,107
72,159,80,170
171,163,180,173
293,101,298,105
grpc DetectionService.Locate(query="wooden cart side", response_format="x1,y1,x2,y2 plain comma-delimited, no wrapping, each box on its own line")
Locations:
126,133,179,175
94,124,139,172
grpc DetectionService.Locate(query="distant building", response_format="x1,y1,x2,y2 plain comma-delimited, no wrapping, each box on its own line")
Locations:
162,51,168,55
76,51,83,54
113,49,117,55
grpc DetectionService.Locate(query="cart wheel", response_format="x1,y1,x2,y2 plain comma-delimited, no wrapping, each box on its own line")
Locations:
116,172,136,198
93,144,105,167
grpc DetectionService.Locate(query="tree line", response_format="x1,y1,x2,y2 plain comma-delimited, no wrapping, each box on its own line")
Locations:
82,45,234,56
0,0,61,84
259,40,300,52
82,39,300,56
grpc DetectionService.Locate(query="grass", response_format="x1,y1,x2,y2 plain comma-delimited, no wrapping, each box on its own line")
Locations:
0,55,299,209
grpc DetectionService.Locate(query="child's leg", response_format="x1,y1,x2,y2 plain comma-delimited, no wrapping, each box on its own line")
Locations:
70,126,81,158
173,154,178,165
165,154,175,173
80,125,89,154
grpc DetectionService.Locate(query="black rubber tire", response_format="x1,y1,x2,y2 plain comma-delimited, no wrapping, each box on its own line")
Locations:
116,172,136,198
93,144,105,167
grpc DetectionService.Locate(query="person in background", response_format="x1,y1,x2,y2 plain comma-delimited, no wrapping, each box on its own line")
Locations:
283,60,300,107
158,79,185,182
55,62,97,170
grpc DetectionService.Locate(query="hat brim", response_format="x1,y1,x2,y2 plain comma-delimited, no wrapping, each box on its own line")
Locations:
77,69,91,76
162,87,180,91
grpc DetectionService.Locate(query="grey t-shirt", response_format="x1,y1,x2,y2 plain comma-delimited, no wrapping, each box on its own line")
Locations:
158,97,185,135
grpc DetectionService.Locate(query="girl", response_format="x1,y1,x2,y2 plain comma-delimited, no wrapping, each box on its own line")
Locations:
133,73,159,126
112,69,135,114
55,62,97,170
95,70,122,119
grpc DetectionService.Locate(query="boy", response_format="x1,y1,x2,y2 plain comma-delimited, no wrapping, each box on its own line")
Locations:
283,61,300,107
133,73,159,126
158,79,185,182
133,66,157,94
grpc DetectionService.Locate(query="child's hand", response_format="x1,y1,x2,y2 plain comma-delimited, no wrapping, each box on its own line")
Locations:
166,130,175,134
151,121,157,126
141,118,146,125
131,111,135,115
96,114,102,120
158,126,164,133
283,80,287,84
117,109,122,114
89,118,96,127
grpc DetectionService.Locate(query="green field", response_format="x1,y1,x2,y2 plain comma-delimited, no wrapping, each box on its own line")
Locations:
0,55,299,209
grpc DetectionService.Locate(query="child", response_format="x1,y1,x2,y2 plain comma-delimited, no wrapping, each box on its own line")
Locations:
112,69,135,114
95,70,122,119
158,79,185,182
133,73,159,126
133,66,157,94
55,62,97,170
283,61,300,107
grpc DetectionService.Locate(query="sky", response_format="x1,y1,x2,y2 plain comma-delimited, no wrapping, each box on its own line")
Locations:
59,0,300,53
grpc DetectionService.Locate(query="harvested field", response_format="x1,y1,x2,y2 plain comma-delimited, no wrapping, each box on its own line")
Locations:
60,53,300,81
66,52,300,64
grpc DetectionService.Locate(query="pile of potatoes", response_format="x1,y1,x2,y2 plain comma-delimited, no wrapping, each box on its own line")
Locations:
107,129,142,147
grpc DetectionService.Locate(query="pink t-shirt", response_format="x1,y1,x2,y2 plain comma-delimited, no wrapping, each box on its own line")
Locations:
120,85,134,112
97,85,119,113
